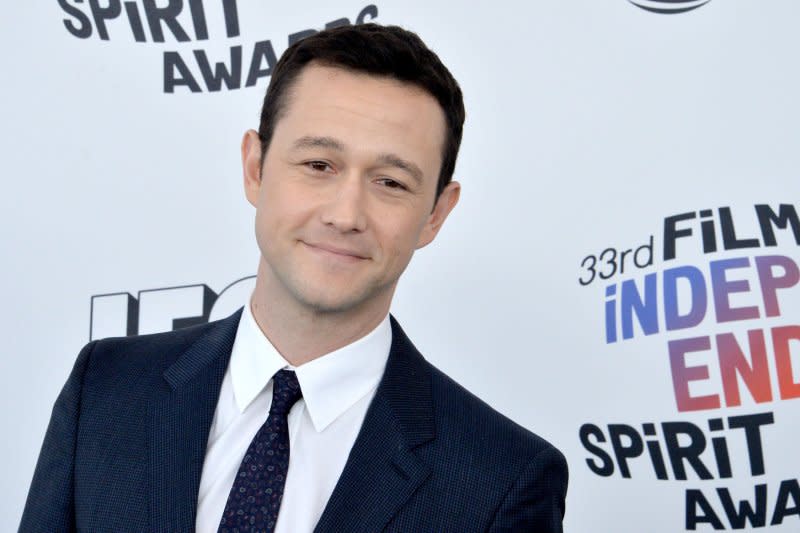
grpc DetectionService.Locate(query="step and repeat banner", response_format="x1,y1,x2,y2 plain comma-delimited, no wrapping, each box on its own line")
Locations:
2,1,798,531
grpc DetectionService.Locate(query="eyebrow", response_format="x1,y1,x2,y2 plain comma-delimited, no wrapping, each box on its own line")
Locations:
291,135,424,185
291,135,345,151
376,153,423,185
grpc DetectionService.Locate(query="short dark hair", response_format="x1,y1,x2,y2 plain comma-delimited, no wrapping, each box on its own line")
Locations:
257,23,465,199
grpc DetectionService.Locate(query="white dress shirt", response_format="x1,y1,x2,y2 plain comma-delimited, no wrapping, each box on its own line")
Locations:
195,298,391,533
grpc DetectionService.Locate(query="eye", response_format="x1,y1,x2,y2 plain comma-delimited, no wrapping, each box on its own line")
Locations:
305,160,333,173
376,177,408,191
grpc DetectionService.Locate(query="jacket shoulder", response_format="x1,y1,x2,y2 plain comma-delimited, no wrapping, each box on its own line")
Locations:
418,361,568,529
426,360,564,468
82,310,241,390
93,317,220,357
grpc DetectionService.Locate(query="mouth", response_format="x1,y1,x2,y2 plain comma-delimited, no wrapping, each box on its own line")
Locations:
301,241,369,262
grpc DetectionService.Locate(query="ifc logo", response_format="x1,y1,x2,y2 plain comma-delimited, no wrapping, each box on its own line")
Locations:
628,0,711,14
89,276,256,340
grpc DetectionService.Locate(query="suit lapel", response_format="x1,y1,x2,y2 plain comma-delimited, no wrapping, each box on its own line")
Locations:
149,309,242,531
315,316,436,533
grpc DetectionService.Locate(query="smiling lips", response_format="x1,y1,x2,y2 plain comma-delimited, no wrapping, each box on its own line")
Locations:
302,241,369,261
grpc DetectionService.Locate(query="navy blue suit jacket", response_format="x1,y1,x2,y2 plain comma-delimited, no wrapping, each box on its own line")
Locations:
20,310,567,532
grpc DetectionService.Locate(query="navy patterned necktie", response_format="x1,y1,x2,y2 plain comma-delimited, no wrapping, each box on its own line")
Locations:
218,369,303,533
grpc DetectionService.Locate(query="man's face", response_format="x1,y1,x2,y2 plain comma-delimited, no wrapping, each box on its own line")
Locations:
243,63,460,315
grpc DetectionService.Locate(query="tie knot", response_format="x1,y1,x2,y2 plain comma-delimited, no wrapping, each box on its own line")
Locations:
269,369,302,417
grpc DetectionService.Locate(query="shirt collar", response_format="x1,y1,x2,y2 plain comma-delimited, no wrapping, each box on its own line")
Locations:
230,297,391,432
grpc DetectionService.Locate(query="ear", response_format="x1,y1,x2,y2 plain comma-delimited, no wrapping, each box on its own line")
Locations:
416,180,461,249
242,129,263,207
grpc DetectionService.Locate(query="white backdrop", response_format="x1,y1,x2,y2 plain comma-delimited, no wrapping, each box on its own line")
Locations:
3,1,799,531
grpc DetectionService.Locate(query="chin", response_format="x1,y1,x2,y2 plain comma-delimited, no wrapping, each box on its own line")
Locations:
300,295,365,315
294,283,378,315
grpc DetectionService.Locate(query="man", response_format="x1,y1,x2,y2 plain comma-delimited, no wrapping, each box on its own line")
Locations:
20,23,567,532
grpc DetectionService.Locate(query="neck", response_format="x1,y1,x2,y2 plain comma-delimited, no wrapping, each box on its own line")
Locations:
249,259,392,366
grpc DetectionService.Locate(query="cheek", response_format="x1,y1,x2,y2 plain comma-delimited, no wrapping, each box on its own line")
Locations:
253,208,275,255
257,181,312,234
379,220,425,269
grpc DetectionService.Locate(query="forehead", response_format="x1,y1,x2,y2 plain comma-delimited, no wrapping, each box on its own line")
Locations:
273,63,447,181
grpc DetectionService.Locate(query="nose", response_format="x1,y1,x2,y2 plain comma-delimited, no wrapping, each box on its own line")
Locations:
319,173,368,233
